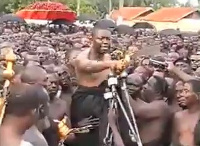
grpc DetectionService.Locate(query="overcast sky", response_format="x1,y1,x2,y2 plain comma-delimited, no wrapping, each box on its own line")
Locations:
177,0,187,4
177,0,199,6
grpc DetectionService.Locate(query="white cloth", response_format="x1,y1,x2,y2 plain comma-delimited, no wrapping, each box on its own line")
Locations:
23,125,48,146
20,140,33,146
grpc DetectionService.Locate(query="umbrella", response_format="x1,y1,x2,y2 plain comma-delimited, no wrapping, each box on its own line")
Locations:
0,14,25,23
159,29,181,35
115,25,135,35
50,19,73,25
16,1,76,21
77,14,98,21
181,32,198,37
132,22,155,29
94,19,116,30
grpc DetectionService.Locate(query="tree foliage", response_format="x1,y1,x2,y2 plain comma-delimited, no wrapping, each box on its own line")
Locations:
0,0,194,15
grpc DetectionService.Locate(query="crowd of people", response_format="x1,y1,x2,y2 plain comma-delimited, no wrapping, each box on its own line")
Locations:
0,20,199,146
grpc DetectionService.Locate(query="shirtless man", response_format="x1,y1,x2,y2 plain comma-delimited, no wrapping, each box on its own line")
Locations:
173,80,200,146
20,66,49,146
71,28,123,146
128,74,171,146
47,73,65,120
55,65,72,118
44,73,66,146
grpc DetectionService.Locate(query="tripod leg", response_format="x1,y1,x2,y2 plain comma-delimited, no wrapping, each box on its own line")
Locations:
103,99,115,146
123,89,143,146
115,94,139,143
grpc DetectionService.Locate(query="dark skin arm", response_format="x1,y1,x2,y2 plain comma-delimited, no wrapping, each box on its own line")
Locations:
75,49,124,73
170,67,194,82
108,109,125,146
111,125,125,146
75,58,112,73
130,98,166,119
168,62,195,82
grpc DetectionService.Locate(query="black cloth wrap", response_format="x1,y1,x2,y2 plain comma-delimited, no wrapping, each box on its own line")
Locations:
194,118,200,146
69,81,107,146
43,118,59,146
143,139,163,146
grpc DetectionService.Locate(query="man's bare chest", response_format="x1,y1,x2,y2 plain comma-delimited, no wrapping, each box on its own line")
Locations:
179,112,200,133
90,69,110,80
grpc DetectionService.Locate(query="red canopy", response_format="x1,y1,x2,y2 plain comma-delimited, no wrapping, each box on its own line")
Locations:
16,2,76,21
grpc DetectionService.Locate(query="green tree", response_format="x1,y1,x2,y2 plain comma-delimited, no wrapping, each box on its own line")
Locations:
0,0,35,13
123,0,175,8
0,0,9,13
63,0,97,14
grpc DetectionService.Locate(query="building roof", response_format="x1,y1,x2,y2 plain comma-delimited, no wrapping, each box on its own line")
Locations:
110,7,153,21
142,7,198,22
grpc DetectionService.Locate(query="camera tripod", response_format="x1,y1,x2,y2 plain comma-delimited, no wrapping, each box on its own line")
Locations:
103,71,143,146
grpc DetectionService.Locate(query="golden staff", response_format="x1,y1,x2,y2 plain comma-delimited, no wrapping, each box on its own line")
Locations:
0,48,16,125
55,116,92,143
111,50,133,75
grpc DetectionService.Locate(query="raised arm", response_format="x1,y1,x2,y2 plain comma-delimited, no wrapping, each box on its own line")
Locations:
168,62,195,82
170,67,195,82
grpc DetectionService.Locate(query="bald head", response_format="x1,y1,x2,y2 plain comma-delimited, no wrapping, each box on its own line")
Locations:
20,66,47,86
127,73,144,97
92,28,111,38
6,83,49,117
127,73,144,87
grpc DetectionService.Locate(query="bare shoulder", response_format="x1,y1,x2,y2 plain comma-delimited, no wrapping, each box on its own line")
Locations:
152,100,170,115
76,48,90,60
152,100,168,109
74,49,90,68
174,110,187,120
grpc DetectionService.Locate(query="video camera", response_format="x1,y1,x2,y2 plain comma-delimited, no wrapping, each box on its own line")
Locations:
149,58,168,71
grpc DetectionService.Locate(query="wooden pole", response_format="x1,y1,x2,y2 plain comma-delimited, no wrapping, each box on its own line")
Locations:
119,0,124,8
77,0,80,16
109,0,112,14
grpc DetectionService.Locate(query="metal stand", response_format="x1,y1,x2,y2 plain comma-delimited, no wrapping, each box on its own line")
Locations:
103,71,143,146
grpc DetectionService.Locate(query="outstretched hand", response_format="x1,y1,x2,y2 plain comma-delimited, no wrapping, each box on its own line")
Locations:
77,116,99,128
167,61,175,72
